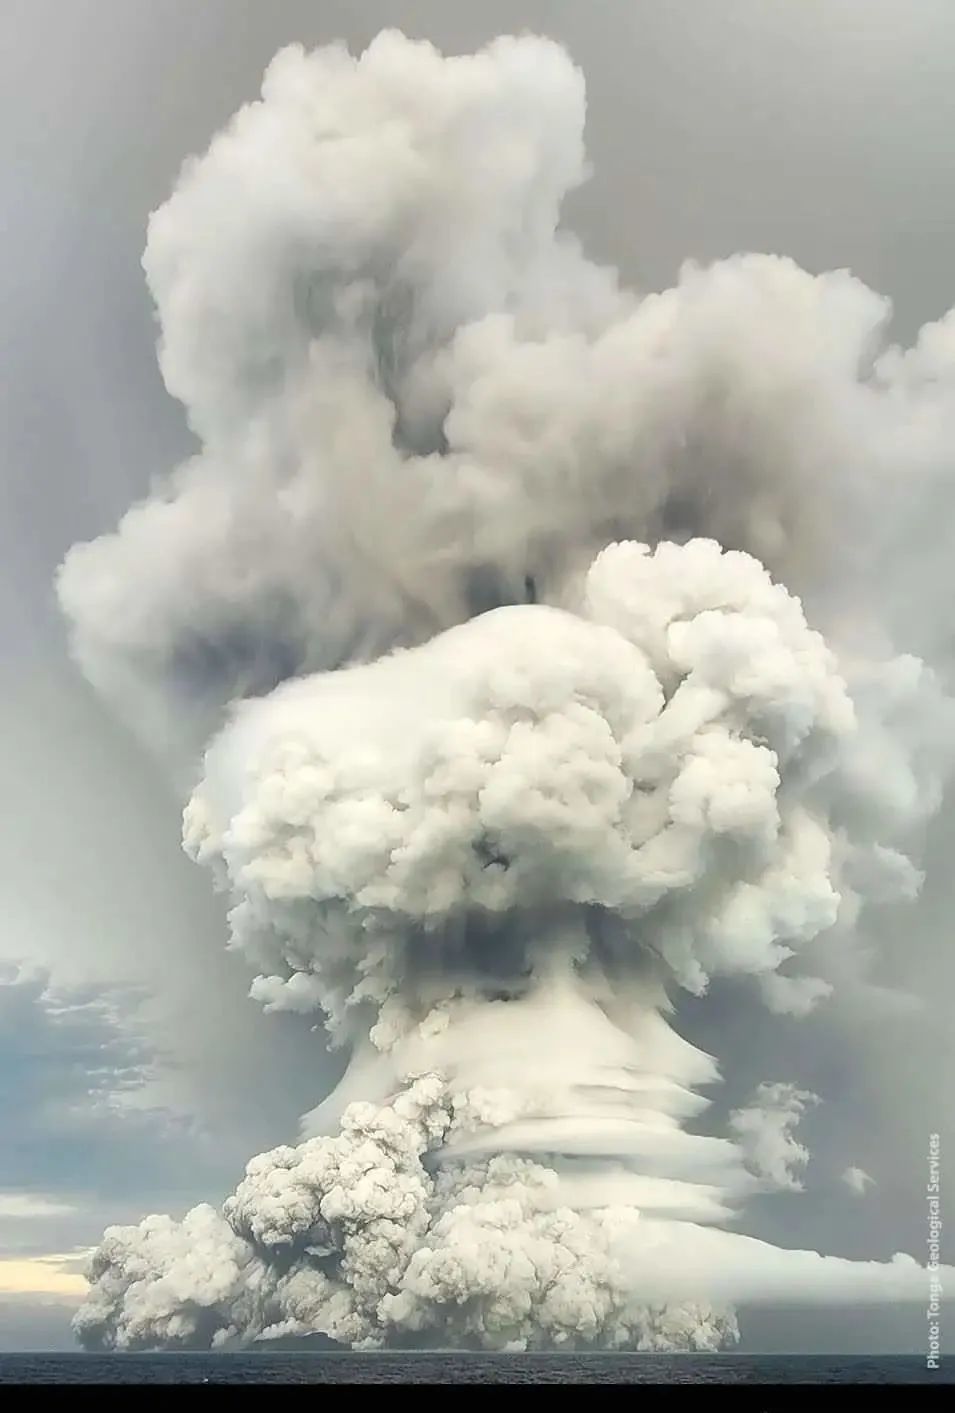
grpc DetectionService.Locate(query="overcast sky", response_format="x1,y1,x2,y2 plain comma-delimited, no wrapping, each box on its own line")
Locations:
2,0,954,1352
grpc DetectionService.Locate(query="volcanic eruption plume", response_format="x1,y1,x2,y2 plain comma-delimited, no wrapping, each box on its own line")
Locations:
60,30,955,1351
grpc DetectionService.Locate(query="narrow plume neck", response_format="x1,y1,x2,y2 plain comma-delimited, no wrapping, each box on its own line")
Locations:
305,937,749,1225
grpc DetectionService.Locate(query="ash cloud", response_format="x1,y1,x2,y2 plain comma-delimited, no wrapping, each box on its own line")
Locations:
729,1083,817,1194
60,29,955,1351
842,1166,876,1198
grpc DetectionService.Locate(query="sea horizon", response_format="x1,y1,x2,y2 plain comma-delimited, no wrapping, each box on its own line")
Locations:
1,1349,949,1385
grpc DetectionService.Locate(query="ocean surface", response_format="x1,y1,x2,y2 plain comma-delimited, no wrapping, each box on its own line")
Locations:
0,1352,949,1384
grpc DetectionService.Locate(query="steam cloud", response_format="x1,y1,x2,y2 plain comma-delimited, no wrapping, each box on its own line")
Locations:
61,30,954,1351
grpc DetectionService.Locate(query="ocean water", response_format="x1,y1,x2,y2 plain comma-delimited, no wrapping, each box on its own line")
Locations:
0,1353,949,1384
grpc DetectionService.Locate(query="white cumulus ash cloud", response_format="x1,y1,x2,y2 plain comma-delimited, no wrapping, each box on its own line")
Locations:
729,1083,817,1193
59,29,955,1351
842,1167,876,1197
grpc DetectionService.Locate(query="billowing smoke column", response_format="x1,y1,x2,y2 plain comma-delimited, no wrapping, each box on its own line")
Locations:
61,31,955,1351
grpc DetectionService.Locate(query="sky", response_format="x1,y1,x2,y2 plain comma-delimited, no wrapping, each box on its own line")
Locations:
1,0,954,1352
